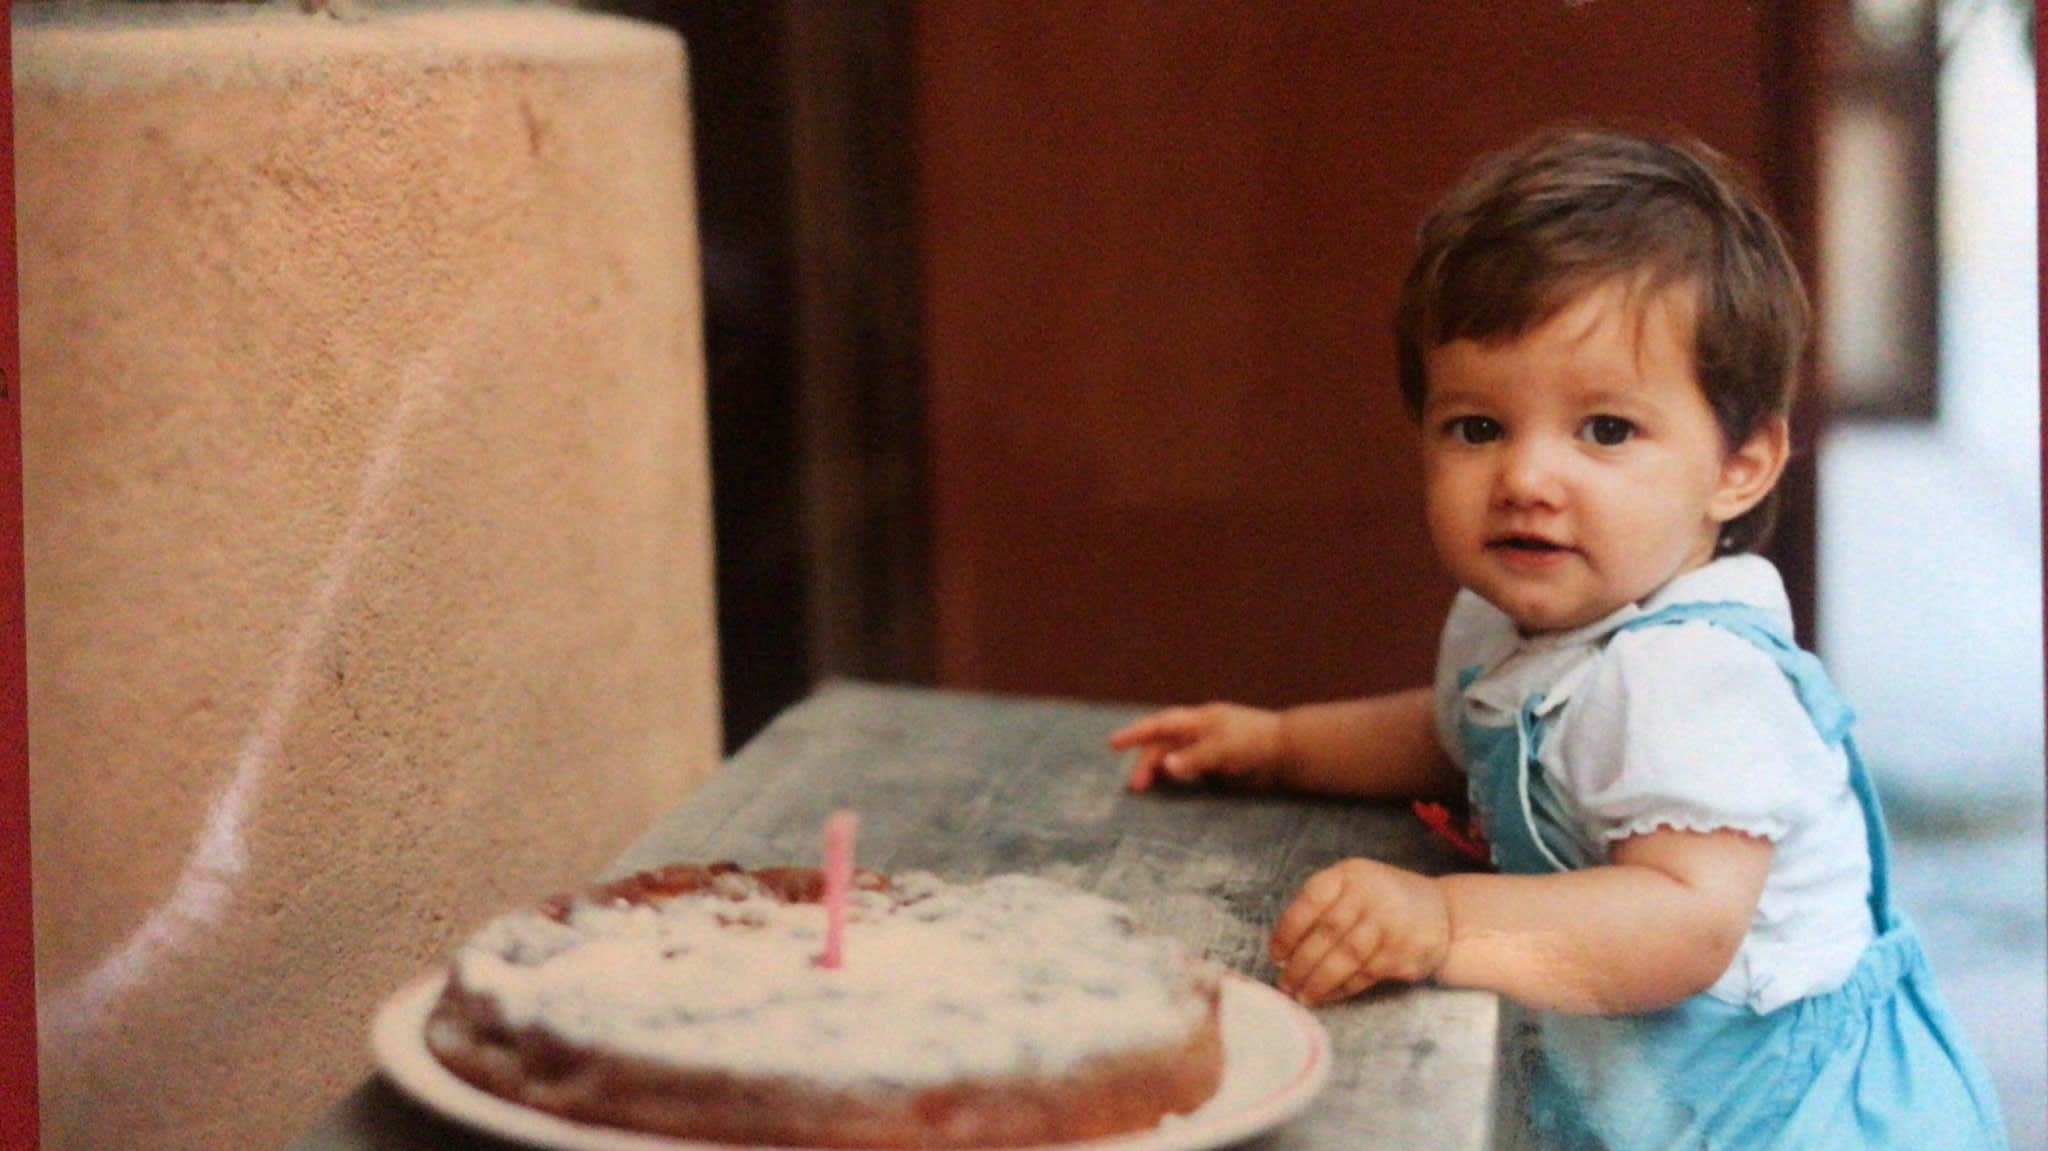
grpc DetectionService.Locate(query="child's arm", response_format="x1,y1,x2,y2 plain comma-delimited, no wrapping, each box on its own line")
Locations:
1269,827,1772,1014
1109,686,1463,799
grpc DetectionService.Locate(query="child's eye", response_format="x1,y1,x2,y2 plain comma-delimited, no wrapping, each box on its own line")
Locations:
1580,415,1635,446
1443,416,1504,445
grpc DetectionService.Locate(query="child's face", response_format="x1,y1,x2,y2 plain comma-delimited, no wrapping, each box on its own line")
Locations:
1419,279,1784,634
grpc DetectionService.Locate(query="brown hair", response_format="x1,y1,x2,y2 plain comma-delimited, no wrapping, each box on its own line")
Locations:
1393,126,1809,555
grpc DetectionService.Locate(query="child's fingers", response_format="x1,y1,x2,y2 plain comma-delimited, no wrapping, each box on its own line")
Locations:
1123,747,1214,792
1162,744,1233,782
1288,918,1380,1003
1124,746,1171,791
1273,917,1347,1000
1326,967,1380,1004
1271,861,1448,1003
1106,708,1197,751
1113,710,1193,791
1269,869,1344,959
1105,722,1150,751
1277,886,1380,1002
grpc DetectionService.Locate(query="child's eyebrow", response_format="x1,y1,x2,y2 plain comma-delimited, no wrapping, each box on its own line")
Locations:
1567,380,1673,414
1571,383,1646,407
1418,388,1493,413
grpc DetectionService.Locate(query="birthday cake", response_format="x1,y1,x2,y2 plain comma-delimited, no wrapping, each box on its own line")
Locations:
422,861,1226,1147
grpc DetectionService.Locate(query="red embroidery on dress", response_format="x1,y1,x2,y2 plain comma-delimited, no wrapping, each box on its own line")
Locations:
1413,801,1492,865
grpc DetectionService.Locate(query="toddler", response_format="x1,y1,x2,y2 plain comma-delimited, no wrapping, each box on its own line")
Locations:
1109,127,2008,1150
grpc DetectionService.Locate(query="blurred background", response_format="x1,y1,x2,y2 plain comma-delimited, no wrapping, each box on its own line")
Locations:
1816,3,2043,1148
585,1,2042,1145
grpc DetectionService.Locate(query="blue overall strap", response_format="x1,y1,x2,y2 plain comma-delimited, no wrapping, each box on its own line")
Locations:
1455,666,1582,873
1615,601,1897,931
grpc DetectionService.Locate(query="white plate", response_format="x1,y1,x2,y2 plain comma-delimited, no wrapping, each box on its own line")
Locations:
371,971,1331,1151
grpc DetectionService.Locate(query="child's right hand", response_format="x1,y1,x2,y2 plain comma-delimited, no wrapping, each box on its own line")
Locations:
1107,703,1286,792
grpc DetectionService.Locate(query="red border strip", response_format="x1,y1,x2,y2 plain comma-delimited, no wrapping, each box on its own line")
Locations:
0,0,38,1145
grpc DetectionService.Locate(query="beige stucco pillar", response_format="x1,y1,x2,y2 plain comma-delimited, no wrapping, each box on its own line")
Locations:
14,5,721,1148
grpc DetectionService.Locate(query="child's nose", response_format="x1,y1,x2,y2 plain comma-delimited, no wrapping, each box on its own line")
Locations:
1494,437,1566,507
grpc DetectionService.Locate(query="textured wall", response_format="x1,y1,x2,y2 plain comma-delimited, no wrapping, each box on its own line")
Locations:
15,5,719,1148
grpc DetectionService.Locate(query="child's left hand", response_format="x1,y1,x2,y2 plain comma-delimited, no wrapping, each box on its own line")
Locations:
1269,858,1449,1004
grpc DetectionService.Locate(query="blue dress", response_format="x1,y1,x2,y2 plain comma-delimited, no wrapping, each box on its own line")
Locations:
1458,600,2008,1150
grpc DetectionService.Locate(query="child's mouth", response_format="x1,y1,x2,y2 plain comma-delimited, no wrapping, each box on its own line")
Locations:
1489,534,1572,558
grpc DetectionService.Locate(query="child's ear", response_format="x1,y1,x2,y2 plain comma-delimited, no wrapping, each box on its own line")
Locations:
1711,416,1790,524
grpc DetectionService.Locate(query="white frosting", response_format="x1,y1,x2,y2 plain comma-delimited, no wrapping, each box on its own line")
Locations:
452,872,1211,1086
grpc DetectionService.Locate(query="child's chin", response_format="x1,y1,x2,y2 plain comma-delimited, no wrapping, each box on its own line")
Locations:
1489,594,1610,635
1460,568,1608,635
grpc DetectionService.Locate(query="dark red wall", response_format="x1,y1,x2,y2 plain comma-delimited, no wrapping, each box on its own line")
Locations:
917,1,1820,707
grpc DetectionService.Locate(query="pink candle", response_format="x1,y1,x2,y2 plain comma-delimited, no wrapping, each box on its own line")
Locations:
815,810,859,969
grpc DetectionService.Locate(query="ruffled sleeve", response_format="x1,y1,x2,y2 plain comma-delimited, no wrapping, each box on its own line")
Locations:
1552,621,1843,844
